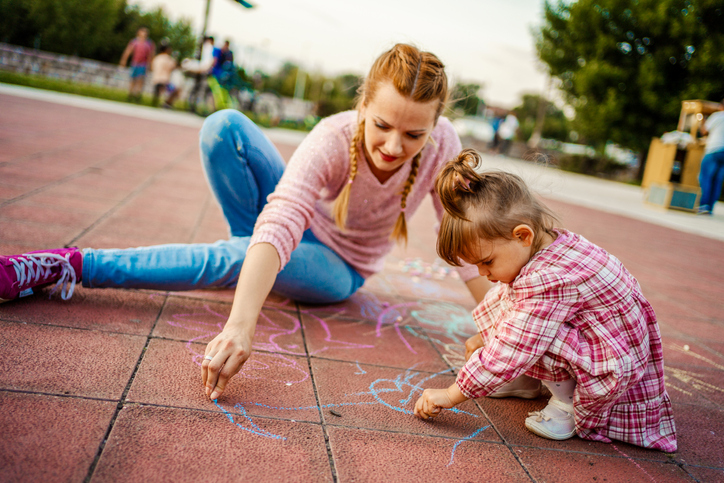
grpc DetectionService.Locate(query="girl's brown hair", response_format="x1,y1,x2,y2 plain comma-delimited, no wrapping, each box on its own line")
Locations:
333,43,449,244
435,149,560,266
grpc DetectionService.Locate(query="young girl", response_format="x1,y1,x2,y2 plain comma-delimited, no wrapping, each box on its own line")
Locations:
413,149,677,452
0,44,489,400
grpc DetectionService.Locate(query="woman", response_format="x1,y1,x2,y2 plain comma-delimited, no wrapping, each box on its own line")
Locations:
1,44,491,400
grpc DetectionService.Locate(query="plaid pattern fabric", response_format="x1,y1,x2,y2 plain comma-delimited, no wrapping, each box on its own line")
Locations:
457,230,676,452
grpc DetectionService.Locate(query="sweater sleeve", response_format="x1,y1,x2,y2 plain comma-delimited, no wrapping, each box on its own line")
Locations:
249,117,349,271
456,271,581,399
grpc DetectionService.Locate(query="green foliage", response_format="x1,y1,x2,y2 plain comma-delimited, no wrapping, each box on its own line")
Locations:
555,152,632,179
513,93,570,141
450,82,484,116
0,0,196,63
536,0,724,152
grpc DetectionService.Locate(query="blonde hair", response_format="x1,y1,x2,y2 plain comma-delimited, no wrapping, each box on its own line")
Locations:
435,149,560,266
333,43,449,244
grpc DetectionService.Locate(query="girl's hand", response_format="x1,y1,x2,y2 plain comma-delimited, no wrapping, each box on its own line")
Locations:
414,388,454,420
201,326,253,400
464,333,484,361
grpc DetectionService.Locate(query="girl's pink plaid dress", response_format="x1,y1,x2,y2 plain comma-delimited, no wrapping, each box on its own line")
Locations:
457,230,677,452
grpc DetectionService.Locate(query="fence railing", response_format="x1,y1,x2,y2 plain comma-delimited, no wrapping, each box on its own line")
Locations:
0,43,136,90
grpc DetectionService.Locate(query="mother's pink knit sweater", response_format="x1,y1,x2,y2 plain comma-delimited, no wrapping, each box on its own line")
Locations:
249,110,478,281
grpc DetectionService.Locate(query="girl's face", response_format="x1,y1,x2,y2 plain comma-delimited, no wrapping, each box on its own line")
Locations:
466,226,536,284
360,82,438,183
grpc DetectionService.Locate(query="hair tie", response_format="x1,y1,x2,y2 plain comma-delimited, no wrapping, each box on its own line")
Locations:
453,173,472,192
347,178,353,185
401,207,406,213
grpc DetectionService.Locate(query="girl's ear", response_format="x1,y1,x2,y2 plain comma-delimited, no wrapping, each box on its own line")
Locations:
512,224,535,247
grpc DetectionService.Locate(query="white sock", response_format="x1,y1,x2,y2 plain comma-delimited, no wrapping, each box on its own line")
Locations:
542,379,576,408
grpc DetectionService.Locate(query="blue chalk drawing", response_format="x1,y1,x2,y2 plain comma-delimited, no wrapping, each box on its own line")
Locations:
447,426,490,466
213,399,286,441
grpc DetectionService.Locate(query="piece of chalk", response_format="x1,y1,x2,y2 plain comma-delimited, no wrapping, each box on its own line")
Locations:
683,345,690,351
330,409,342,417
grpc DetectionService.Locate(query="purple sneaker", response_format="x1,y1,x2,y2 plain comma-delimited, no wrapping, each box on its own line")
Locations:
0,248,82,303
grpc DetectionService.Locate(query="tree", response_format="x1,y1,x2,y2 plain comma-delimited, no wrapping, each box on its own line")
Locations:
536,0,724,154
0,0,195,63
513,93,570,142
450,82,484,116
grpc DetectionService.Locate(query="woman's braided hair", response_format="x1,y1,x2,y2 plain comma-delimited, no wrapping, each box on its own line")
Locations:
333,43,448,244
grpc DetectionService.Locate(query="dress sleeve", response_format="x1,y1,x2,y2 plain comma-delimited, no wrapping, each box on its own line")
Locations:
456,271,581,399
249,118,349,271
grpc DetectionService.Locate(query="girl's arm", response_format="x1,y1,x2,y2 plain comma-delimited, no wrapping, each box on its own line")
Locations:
201,243,280,400
465,276,494,304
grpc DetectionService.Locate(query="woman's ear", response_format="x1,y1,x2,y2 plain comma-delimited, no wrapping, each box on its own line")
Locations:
512,224,535,247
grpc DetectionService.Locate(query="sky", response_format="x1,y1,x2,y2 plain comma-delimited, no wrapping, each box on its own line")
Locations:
134,0,550,108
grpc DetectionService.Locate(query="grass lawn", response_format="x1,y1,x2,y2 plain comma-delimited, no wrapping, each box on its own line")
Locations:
0,69,164,107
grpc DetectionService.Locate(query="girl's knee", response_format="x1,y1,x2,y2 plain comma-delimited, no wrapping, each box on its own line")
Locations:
199,110,250,155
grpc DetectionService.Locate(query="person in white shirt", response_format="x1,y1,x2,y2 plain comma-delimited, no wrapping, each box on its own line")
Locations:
698,100,724,215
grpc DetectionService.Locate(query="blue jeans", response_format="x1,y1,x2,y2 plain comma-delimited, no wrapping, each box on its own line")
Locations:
82,110,365,304
698,149,724,212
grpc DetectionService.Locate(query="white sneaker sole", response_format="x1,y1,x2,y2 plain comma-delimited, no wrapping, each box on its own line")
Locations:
524,418,577,440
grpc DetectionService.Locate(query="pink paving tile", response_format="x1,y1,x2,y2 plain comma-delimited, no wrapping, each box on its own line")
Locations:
370,271,476,305
0,198,99,227
671,404,724,468
311,358,497,441
664,366,724,408
474,396,671,461
662,337,724,370
0,391,116,483
328,427,528,482
301,306,449,372
153,296,305,355
0,218,80,246
668,317,724,343
127,338,319,422
517,448,692,483
299,287,402,323
92,405,333,482
169,288,294,310
0,285,164,335
0,320,145,399
683,466,724,482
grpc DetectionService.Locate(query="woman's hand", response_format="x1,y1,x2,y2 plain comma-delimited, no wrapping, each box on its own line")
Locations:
464,333,484,361
202,326,253,400
414,384,468,420
200,243,281,400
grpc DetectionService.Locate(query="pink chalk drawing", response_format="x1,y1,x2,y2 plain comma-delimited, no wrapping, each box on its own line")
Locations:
167,297,490,467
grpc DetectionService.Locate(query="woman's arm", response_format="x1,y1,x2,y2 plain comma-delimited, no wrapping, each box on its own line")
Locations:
201,242,280,400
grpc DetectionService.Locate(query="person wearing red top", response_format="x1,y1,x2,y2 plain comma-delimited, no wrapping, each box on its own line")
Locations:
120,27,155,102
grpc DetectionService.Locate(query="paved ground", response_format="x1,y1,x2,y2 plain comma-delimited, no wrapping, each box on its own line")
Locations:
1,86,723,482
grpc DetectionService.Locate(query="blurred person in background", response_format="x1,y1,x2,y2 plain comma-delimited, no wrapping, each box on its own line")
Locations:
151,43,177,107
120,27,155,103
698,99,724,215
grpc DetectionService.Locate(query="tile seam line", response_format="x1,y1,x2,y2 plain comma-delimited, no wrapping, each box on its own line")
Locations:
94,399,501,445
66,144,197,247
0,317,156,339
298,301,339,483
506,442,683,464
0,138,159,209
0,387,118,403
83,293,169,483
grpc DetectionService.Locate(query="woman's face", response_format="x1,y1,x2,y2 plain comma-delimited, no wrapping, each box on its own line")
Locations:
360,82,438,182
